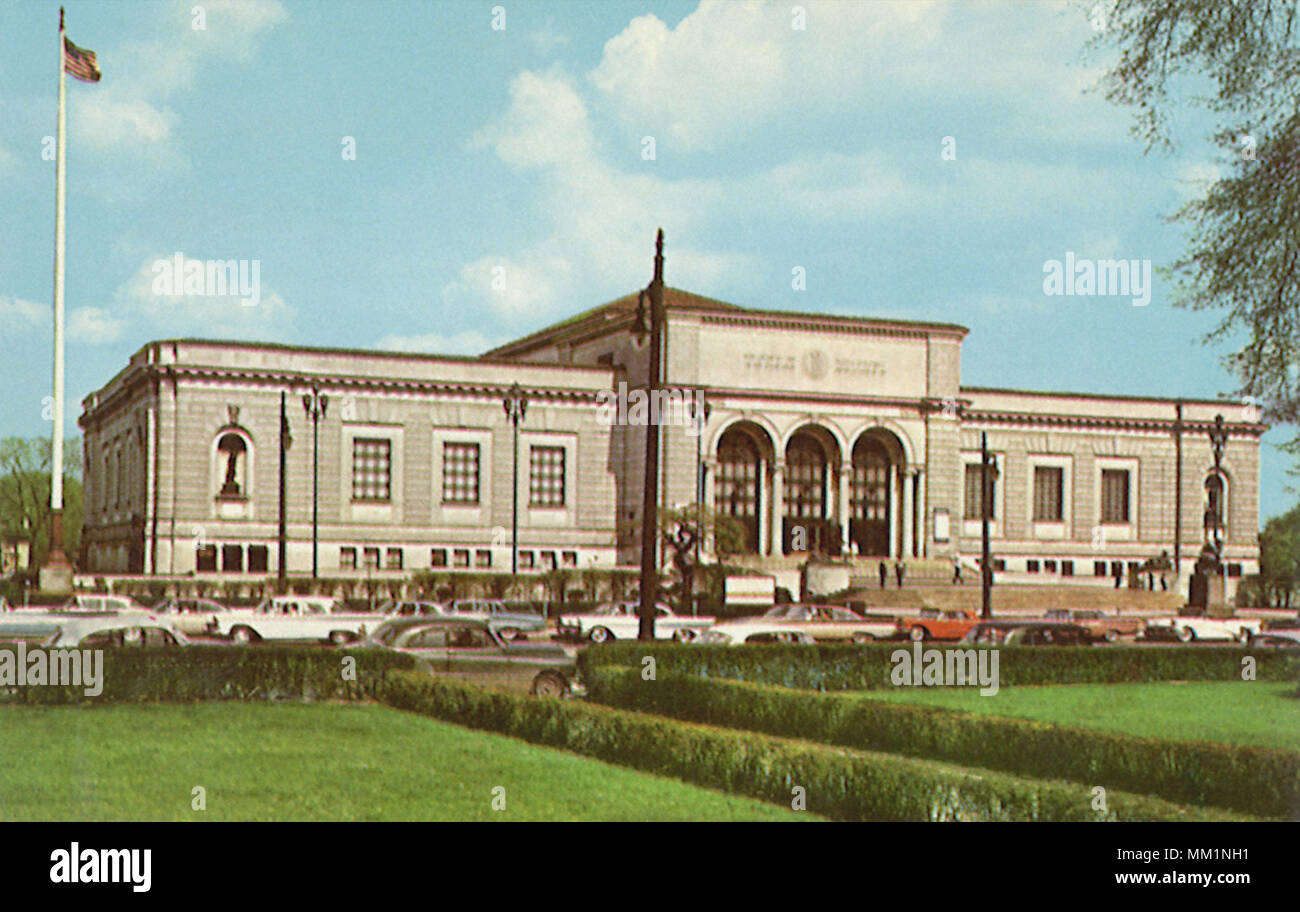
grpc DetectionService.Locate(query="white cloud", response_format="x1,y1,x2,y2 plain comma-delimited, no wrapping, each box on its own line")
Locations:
111,255,294,340
0,295,49,330
68,307,125,344
528,22,570,54
375,330,497,356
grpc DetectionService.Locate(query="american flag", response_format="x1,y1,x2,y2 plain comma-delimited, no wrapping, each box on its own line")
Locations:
63,35,101,83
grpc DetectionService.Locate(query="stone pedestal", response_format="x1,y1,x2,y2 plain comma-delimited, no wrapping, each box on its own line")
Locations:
38,510,74,596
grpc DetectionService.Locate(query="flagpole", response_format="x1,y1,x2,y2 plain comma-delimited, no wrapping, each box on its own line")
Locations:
41,7,73,594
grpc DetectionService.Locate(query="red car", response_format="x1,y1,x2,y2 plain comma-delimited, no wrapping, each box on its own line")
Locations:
895,608,982,641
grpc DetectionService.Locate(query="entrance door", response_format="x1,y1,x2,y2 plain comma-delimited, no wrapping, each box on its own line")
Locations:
715,430,761,553
851,438,891,556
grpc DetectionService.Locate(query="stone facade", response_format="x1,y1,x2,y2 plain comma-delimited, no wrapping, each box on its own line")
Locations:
80,289,1264,596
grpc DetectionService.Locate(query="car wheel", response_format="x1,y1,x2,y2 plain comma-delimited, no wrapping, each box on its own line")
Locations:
328,630,354,646
498,627,521,642
1177,626,1196,643
672,629,697,643
1237,628,1252,644
588,627,613,644
852,632,876,644
531,672,567,698
230,626,256,644
909,626,928,642
1103,629,1120,644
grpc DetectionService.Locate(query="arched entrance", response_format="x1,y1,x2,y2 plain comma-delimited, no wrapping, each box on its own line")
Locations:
714,426,763,554
850,437,891,556
783,428,840,556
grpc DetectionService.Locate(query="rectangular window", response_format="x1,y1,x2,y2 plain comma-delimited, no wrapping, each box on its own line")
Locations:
530,446,566,507
964,463,995,520
352,438,392,502
475,549,492,568
1227,563,1242,578
1026,560,1039,573
453,549,470,568
248,545,269,573
562,551,577,567
385,548,404,570
519,551,535,569
1044,560,1057,573
340,547,358,570
540,550,557,570
195,544,217,572
1094,561,1108,577
1101,469,1130,523
430,548,447,568
442,443,480,504
221,544,243,573
1033,466,1063,521
1061,561,1074,576
363,547,380,570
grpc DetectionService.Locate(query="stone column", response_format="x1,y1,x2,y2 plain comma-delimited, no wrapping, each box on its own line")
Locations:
838,465,852,557
916,468,927,558
757,455,769,557
770,459,786,556
887,464,898,559
902,468,915,561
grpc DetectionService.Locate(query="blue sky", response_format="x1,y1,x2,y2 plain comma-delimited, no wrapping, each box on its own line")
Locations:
0,0,1292,521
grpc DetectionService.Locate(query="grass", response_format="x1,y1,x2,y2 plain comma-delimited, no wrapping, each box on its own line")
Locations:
0,702,815,821
858,681,1300,752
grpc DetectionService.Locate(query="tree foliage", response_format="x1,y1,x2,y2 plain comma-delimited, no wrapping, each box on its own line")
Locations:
1257,501,1300,609
0,437,82,571
1090,1,1300,443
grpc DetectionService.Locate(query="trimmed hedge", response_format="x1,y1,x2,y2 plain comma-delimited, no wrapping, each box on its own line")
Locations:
378,670,1245,821
577,642,1300,690
586,666,1299,819
0,646,417,704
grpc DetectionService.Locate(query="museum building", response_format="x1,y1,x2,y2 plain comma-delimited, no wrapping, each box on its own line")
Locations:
77,288,1264,597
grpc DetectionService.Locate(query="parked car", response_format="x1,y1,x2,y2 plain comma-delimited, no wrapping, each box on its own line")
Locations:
961,620,1093,647
442,599,548,640
1042,608,1145,642
696,623,815,646
556,601,714,643
42,613,189,648
0,612,70,641
714,604,897,643
209,595,377,645
19,594,149,614
1247,629,1300,649
360,617,578,696
149,597,241,635
895,608,982,641
1143,613,1262,643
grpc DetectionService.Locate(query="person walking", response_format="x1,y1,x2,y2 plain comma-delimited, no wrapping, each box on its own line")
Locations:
951,554,963,584
895,560,906,589
878,560,888,590
1113,562,1123,590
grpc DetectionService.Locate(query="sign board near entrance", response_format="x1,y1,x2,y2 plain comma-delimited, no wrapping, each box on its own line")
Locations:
725,576,776,607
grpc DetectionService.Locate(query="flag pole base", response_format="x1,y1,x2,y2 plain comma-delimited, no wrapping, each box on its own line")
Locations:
38,509,75,596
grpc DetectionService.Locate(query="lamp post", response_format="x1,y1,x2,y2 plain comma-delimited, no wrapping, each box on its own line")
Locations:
980,431,999,619
1207,413,1229,563
632,230,666,641
691,395,711,616
302,387,328,579
277,392,293,591
503,383,528,575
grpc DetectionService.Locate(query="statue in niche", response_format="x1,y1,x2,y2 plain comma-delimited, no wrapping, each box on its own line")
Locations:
217,433,247,498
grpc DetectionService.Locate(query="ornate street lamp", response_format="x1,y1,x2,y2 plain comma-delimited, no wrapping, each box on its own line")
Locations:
632,230,666,641
1206,413,1229,563
277,392,293,590
980,432,1000,619
691,396,711,616
503,382,529,575
302,387,328,579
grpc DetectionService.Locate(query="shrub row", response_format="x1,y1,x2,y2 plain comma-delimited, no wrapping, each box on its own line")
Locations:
577,642,1300,690
585,666,1298,819
377,670,1243,821
0,646,416,704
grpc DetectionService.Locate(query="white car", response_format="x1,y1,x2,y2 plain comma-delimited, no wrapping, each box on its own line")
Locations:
43,612,189,648
557,602,715,643
1143,614,1262,643
9,594,148,614
696,623,815,646
210,595,379,645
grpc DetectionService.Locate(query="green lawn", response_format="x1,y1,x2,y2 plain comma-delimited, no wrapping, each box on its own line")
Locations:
0,703,815,821
858,681,1300,752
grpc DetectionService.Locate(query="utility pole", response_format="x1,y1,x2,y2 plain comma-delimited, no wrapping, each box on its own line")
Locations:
635,230,666,641
980,431,996,619
277,392,291,591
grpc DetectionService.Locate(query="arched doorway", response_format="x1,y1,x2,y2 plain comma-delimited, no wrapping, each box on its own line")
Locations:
783,430,839,556
850,437,891,556
715,427,762,554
